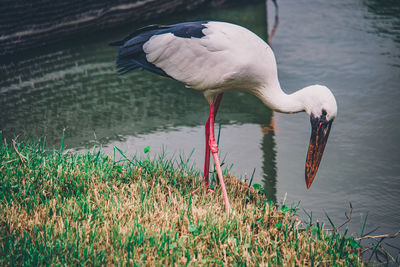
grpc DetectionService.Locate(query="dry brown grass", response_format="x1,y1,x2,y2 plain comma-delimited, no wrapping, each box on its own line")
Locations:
0,140,364,265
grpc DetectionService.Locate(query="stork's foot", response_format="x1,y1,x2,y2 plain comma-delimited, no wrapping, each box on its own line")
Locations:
191,181,214,195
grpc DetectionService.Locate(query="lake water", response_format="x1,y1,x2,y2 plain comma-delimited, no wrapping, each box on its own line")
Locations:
1,0,399,254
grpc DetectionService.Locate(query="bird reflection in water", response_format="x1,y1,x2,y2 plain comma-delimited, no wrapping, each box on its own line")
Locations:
260,0,280,203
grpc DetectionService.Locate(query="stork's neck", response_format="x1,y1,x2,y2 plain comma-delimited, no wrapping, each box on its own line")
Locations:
256,82,305,114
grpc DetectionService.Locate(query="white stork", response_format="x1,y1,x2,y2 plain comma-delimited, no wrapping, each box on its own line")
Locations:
110,21,337,211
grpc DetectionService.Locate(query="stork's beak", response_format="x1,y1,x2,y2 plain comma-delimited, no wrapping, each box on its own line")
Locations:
305,114,333,188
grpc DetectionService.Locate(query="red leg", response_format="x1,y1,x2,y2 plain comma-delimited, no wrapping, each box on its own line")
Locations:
192,94,226,200
202,93,224,186
208,95,231,211
202,117,211,186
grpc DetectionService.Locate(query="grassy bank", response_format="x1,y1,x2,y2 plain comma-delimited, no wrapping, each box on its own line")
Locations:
0,137,364,266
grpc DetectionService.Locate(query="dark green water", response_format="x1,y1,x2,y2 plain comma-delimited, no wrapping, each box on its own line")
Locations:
1,0,399,252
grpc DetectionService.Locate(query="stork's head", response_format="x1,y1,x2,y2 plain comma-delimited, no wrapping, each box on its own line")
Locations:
301,85,337,188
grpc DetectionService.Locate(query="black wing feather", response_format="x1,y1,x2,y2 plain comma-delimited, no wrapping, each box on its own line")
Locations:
110,21,208,77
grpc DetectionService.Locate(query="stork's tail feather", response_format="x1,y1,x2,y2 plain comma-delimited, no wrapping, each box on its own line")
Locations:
115,60,141,75
110,24,172,77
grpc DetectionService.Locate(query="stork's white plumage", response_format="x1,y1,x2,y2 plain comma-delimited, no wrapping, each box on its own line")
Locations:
111,21,337,211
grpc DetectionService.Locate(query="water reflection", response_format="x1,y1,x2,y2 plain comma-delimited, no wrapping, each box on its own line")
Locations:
267,0,279,45
261,126,278,203
364,0,400,45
